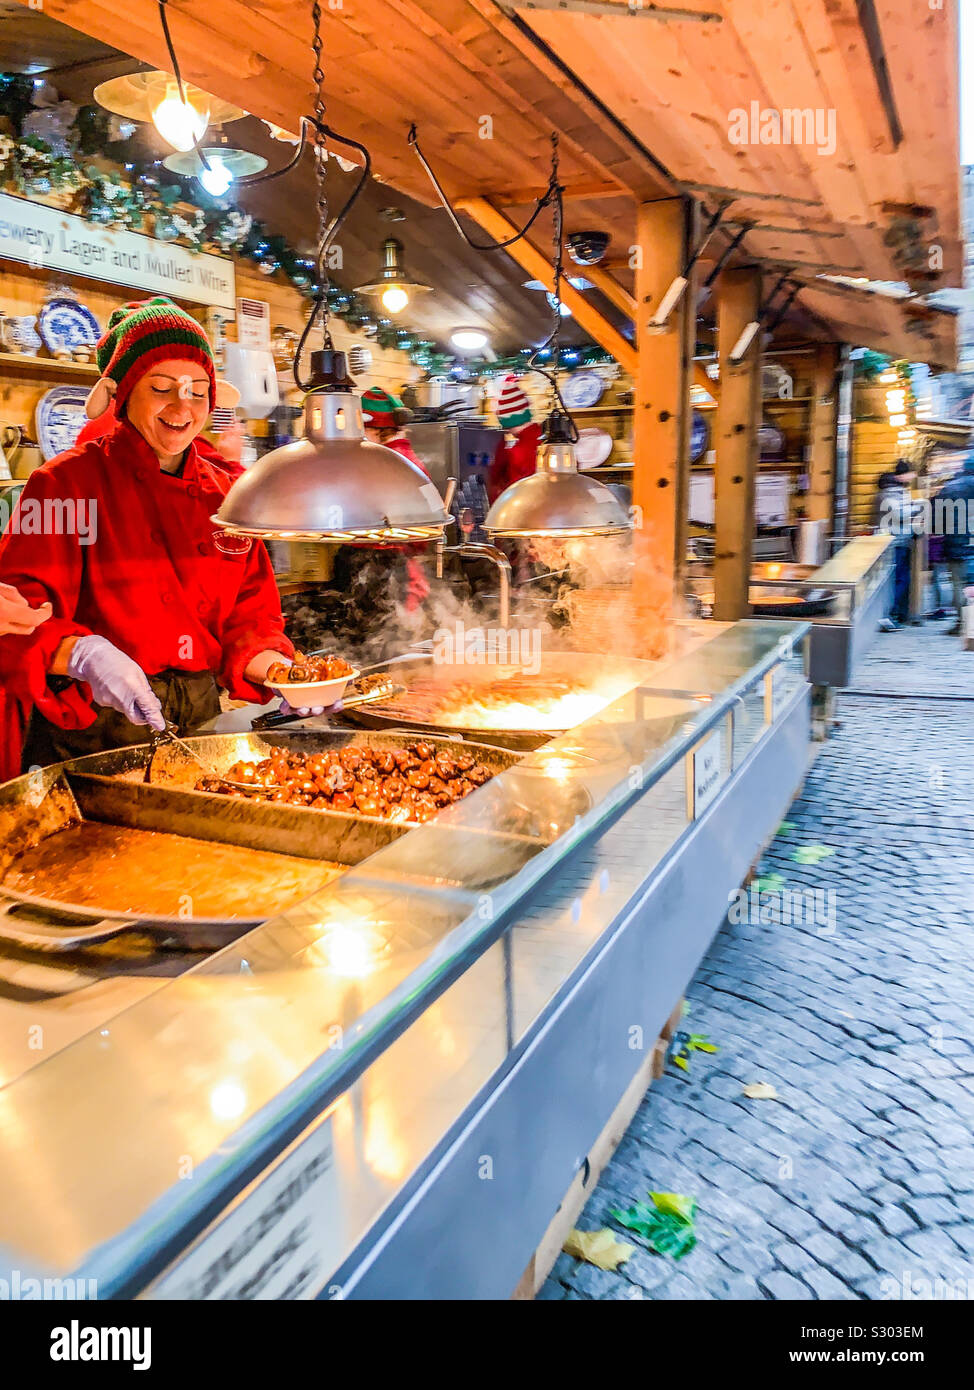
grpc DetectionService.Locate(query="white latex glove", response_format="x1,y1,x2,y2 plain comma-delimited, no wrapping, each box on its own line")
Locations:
66,634,166,730
279,696,343,719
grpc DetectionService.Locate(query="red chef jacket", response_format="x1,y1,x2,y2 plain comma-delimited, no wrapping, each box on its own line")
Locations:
368,433,431,610
382,434,429,478
487,422,542,503
0,417,293,782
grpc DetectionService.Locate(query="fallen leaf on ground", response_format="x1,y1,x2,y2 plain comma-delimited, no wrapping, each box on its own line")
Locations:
563,1227,634,1270
611,1192,698,1260
753,872,786,893
742,1081,779,1100
792,844,835,865
649,1191,697,1222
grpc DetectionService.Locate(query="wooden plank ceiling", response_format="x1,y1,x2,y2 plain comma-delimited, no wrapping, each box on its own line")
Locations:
11,0,962,365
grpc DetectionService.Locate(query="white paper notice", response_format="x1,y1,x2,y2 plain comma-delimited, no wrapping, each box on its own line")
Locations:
686,725,726,820
147,1118,340,1301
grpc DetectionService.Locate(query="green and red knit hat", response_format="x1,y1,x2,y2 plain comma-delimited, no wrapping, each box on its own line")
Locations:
96,297,216,414
495,374,532,431
361,386,411,429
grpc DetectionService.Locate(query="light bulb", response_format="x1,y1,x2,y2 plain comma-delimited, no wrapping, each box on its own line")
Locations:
450,327,488,352
198,156,233,197
381,285,409,314
152,90,209,152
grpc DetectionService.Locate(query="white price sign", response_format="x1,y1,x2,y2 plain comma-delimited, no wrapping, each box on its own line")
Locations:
763,666,792,725
685,722,728,820
146,1117,340,1301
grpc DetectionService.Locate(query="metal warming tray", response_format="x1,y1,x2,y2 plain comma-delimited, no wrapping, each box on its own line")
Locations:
0,731,526,955
339,651,655,750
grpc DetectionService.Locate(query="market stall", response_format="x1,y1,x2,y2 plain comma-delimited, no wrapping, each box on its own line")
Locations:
0,0,963,1304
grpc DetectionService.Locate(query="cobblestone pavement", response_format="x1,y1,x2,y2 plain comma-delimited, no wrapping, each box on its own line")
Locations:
541,625,974,1301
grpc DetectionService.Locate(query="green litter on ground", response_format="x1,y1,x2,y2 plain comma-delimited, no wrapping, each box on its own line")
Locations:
611,1191,698,1260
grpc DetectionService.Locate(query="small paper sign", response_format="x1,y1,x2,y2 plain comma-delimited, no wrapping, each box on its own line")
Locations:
685,724,727,820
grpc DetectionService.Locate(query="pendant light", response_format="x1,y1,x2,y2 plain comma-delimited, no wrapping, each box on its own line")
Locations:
485,411,630,539
214,4,449,545
163,136,268,197
355,237,431,315
94,72,245,151
484,140,630,541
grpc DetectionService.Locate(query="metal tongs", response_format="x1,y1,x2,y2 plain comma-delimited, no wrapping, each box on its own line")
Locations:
145,720,257,789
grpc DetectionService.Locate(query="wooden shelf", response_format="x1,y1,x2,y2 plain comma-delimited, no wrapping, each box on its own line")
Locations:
691,459,807,471
570,403,633,415
762,396,813,406
0,352,99,379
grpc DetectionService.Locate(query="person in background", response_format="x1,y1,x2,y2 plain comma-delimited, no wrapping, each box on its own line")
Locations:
361,387,428,474
933,451,974,635
874,468,920,630
486,375,541,504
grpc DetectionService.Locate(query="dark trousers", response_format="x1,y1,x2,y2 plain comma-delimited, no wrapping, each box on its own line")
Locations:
947,558,971,624
22,669,220,772
891,546,911,623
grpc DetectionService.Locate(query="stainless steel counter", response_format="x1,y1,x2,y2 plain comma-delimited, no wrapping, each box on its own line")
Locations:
0,619,811,1299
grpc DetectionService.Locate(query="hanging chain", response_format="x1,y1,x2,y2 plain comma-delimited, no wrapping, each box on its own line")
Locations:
549,133,564,409
311,0,332,348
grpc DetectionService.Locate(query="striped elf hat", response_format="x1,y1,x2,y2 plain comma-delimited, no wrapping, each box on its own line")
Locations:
361,386,410,428
96,297,216,414
495,374,532,430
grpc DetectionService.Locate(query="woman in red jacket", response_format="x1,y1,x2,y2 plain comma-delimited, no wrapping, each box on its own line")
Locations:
0,296,294,780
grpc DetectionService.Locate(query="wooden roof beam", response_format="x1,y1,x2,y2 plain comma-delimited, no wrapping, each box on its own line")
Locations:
824,0,902,154
455,197,637,375
494,181,634,204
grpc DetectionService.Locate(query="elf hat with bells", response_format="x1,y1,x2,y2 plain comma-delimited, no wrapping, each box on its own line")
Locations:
84,297,237,425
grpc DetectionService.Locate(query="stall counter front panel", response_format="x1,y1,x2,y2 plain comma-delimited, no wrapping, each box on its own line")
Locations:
0,620,810,1298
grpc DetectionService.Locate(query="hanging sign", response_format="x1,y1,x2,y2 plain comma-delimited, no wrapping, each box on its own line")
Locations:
0,193,235,310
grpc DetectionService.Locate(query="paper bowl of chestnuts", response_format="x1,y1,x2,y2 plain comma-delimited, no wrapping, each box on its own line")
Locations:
264,653,358,705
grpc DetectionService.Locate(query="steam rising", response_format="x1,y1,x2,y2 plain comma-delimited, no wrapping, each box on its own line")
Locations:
280,532,674,666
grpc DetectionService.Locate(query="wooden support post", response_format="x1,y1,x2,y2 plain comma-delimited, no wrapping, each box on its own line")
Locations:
714,268,762,621
806,343,839,525
675,202,701,582
632,198,693,618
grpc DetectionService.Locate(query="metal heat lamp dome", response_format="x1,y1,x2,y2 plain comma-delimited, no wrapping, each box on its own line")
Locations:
484,410,631,539
214,350,449,543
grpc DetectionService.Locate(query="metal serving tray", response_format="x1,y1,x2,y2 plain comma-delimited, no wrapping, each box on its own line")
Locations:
0,732,529,954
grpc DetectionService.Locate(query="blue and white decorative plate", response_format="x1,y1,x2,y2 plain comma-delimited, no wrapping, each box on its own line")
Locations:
561,370,605,410
690,409,710,463
38,297,101,356
36,385,90,460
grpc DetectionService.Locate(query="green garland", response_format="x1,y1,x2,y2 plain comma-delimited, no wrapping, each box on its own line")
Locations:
0,75,618,377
